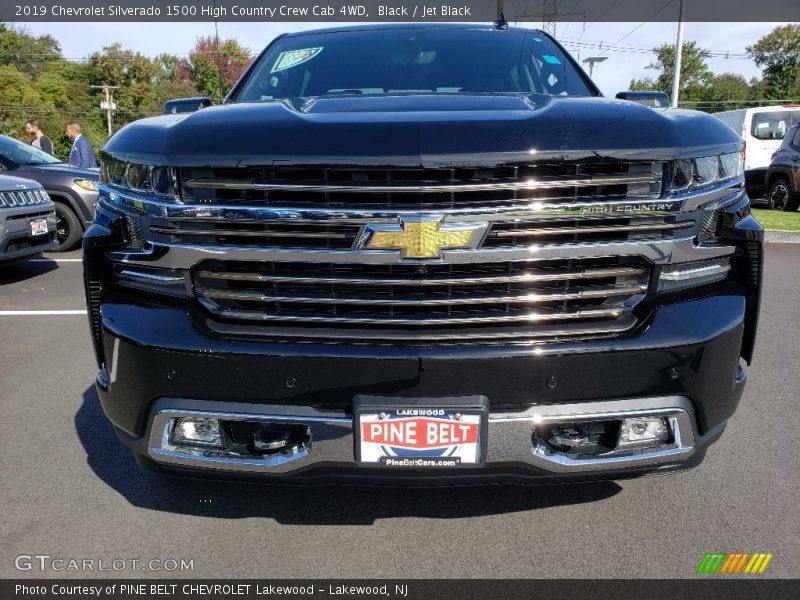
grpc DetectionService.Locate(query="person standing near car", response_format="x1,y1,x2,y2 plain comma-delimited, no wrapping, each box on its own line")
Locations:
25,119,54,155
66,123,97,169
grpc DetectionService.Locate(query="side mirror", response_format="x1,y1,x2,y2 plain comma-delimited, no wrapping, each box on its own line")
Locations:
163,97,213,114
615,91,671,108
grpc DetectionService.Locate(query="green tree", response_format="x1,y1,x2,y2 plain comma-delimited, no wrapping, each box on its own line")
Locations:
178,37,252,103
746,24,800,100
86,43,160,118
696,73,750,112
0,25,61,77
629,41,712,104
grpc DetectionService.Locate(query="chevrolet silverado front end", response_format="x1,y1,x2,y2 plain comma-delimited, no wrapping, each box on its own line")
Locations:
83,24,762,484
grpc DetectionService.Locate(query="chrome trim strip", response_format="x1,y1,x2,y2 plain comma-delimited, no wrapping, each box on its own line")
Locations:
146,396,697,474
203,313,639,342
195,284,648,307
103,194,687,221
491,221,693,238
676,177,745,211
660,262,731,281
102,181,744,221
184,174,658,193
150,226,353,240
117,269,185,284
194,265,648,286
198,300,628,326
109,235,735,267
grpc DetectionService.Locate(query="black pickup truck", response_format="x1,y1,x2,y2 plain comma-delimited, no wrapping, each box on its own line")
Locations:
83,24,762,484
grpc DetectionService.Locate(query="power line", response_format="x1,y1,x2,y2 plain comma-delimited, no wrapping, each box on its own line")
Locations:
561,38,749,58
594,0,677,59
576,0,621,40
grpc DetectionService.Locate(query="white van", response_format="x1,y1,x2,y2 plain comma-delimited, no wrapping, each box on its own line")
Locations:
713,105,800,197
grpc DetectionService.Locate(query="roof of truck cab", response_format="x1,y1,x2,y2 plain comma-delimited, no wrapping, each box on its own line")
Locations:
282,22,543,37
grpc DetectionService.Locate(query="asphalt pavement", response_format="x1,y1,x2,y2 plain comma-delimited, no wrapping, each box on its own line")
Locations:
1,246,798,579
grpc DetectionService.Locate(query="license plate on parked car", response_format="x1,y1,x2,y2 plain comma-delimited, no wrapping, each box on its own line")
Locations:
29,218,48,236
354,397,488,467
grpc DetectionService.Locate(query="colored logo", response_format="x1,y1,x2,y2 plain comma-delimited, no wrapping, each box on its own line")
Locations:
696,552,774,574
358,410,484,465
359,217,487,259
362,417,479,450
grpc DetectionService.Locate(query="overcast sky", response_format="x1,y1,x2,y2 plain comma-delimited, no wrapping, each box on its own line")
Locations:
15,20,791,101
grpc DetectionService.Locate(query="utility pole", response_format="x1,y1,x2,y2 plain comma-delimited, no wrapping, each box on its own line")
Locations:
91,84,119,136
670,0,686,108
515,0,584,39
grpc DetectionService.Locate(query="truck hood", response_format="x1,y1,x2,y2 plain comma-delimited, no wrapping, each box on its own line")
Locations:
102,94,741,167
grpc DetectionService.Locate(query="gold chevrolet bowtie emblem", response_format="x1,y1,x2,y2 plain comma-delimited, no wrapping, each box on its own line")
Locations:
360,217,488,258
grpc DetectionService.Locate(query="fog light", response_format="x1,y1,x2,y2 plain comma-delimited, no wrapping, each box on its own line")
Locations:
618,417,669,449
171,417,223,448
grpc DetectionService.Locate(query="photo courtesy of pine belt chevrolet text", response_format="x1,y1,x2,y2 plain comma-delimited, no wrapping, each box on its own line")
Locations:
82,23,763,484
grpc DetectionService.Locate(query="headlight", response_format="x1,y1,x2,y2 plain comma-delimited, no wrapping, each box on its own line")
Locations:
74,178,99,192
100,157,179,200
667,152,743,192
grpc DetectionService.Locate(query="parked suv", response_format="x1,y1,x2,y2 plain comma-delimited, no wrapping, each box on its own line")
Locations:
713,105,800,198
0,174,56,266
84,24,763,484
0,135,99,251
765,123,800,211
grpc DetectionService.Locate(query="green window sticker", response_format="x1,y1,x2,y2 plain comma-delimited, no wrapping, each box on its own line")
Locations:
270,47,323,73
541,54,562,65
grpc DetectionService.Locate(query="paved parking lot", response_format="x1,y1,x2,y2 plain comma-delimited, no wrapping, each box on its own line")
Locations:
1,245,798,579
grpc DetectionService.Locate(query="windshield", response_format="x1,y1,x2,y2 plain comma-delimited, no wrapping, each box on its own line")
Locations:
0,135,62,165
235,29,594,101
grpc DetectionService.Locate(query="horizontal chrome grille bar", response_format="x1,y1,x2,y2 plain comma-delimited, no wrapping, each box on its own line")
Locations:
113,235,711,267
104,194,689,221
195,265,648,286
205,313,639,343
195,284,648,307
491,221,692,238
184,174,657,194
200,301,629,326
117,269,185,284
150,226,352,240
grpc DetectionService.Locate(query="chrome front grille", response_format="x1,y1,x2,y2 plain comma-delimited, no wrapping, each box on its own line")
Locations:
194,258,651,343
148,162,675,254
0,188,50,208
109,161,691,344
180,163,661,210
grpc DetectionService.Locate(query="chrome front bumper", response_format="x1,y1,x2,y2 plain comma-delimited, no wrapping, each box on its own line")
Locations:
146,396,699,476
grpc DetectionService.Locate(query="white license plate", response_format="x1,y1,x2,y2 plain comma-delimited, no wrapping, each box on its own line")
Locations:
29,218,48,236
356,408,485,467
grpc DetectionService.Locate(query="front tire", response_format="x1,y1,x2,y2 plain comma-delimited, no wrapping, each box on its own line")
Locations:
53,202,82,251
768,178,800,212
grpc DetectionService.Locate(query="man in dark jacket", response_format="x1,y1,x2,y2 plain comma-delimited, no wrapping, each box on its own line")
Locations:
66,123,97,169
25,119,54,155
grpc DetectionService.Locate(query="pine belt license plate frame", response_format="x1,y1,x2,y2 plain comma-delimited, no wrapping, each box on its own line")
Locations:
29,218,48,236
353,395,490,468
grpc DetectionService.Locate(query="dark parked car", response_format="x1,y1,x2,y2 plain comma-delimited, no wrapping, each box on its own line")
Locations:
765,123,800,211
84,24,762,484
0,135,99,250
0,174,56,266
